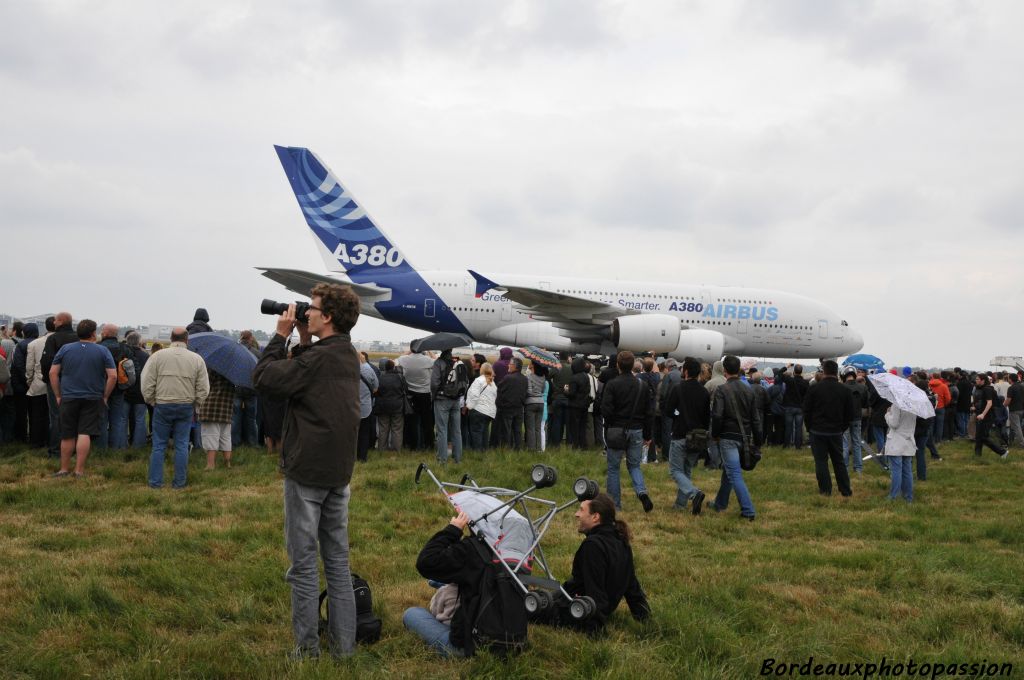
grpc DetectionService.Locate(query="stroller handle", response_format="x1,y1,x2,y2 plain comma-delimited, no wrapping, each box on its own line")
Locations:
415,463,427,485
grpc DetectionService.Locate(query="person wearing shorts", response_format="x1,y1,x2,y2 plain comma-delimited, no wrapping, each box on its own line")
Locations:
48,319,116,478
200,370,236,469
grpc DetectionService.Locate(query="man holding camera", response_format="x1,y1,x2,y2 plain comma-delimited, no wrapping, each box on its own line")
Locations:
253,283,363,660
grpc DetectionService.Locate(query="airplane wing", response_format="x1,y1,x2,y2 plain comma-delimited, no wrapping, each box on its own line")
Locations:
468,270,639,340
257,267,392,301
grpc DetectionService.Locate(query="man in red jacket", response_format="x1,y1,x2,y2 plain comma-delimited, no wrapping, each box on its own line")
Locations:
928,373,952,453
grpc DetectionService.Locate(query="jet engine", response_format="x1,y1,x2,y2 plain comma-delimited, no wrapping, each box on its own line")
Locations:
611,315,680,353
669,329,725,363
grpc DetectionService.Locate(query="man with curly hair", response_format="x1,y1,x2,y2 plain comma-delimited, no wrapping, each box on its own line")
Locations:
254,283,363,660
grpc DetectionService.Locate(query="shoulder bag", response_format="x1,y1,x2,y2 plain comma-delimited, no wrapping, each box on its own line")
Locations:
723,384,761,471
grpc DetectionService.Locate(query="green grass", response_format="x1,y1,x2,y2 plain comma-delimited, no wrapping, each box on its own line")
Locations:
0,440,1022,679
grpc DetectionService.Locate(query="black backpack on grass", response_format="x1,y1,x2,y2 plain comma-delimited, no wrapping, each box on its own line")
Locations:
318,573,382,644
464,536,528,657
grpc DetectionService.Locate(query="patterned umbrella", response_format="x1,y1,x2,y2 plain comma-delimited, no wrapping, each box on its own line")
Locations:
868,372,935,419
187,332,258,389
519,346,561,370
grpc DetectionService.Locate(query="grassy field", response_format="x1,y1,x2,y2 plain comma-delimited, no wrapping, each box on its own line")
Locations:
1,439,1021,679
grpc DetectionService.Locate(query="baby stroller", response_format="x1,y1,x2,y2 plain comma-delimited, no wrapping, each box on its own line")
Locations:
415,461,602,621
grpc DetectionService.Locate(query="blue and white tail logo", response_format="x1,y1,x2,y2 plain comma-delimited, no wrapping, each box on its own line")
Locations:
274,145,413,280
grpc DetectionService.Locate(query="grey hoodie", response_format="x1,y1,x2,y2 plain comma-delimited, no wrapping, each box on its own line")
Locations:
704,360,726,396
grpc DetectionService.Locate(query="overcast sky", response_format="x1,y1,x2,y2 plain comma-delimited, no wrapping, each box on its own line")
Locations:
2,0,1021,369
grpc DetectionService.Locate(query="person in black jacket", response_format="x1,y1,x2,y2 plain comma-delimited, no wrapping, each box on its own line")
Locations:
253,283,363,660
841,367,869,474
955,370,973,438
123,331,150,448
403,509,485,657
662,358,711,514
566,357,593,449
40,312,78,458
495,359,527,449
533,492,651,634
802,360,856,497
186,307,213,335
376,360,407,451
707,355,762,521
600,351,654,512
778,363,809,449
866,378,891,471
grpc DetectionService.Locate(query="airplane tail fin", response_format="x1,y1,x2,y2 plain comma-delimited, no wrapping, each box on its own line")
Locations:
274,145,413,281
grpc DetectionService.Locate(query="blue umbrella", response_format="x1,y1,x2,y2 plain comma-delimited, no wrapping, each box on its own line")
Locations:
842,353,885,372
187,332,258,389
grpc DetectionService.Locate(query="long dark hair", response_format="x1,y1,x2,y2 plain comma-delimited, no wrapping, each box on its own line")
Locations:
588,493,632,545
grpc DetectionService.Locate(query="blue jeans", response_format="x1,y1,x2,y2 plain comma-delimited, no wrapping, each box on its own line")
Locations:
284,479,356,657
125,402,148,448
467,410,491,450
659,415,673,460
931,408,944,444
606,428,647,508
914,432,928,481
870,423,888,468
97,391,127,449
402,607,463,658
668,438,701,507
784,406,804,447
842,418,863,471
888,455,913,502
710,439,755,518
956,411,969,438
232,394,259,447
149,403,194,488
433,397,462,463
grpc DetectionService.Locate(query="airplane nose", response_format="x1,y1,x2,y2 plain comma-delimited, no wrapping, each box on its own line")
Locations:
845,327,864,355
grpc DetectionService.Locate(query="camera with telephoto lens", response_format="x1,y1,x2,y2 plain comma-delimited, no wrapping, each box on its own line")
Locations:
261,299,311,324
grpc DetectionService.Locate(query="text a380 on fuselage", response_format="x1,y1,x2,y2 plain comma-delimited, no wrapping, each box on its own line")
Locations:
261,145,864,363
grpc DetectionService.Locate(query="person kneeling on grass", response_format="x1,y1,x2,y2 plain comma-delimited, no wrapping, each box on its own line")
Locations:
533,492,651,634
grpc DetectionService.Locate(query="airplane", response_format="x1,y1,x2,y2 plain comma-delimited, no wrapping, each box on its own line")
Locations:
261,145,865,363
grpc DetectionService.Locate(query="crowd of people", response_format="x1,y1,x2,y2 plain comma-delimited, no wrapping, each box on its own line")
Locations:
1,313,1020,504
2,300,1021,661
0,310,262,485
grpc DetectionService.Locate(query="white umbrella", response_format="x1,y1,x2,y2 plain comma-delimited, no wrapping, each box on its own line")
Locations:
868,372,935,419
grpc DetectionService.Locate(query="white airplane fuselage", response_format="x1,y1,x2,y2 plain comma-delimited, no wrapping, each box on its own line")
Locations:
349,269,863,360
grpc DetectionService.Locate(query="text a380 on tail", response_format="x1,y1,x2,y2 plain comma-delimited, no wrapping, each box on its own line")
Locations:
261,146,864,363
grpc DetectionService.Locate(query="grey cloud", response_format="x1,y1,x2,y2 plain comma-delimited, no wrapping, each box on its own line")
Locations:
980,184,1024,232
740,0,978,90
0,148,153,233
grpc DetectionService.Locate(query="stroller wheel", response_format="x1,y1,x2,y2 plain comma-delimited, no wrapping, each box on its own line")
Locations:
573,477,599,501
524,590,553,615
531,464,558,489
569,595,596,620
